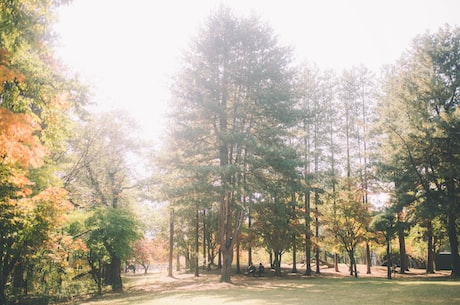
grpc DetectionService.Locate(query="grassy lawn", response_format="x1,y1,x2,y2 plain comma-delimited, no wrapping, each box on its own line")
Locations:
71,272,460,305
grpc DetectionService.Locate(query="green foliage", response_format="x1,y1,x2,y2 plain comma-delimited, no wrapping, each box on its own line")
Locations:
86,208,142,261
377,25,460,276
371,211,397,240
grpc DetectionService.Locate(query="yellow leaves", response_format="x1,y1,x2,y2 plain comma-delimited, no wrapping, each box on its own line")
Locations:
0,48,25,91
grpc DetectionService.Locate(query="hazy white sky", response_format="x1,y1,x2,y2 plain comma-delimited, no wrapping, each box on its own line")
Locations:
54,0,460,143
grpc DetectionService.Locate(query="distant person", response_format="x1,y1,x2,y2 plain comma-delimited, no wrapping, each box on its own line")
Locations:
248,263,256,276
258,263,265,277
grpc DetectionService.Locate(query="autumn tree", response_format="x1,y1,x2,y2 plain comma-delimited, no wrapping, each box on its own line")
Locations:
0,0,85,303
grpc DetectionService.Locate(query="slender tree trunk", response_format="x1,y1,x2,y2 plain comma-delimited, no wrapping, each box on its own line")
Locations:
248,207,252,265
333,253,339,272
168,209,174,277
446,179,460,277
203,209,206,270
348,250,358,278
195,208,199,277
398,223,407,274
292,239,297,273
236,239,241,274
292,194,297,273
315,204,320,274
426,220,435,274
366,242,371,274
305,190,312,276
218,248,222,270
386,237,392,280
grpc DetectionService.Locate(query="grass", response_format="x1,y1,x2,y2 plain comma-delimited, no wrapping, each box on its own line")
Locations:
69,271,460,305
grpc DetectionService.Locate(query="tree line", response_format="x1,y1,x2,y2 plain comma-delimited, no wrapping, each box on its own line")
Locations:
0,2,458,304
159,7,460,283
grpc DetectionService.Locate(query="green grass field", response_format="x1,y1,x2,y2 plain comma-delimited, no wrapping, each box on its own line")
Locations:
72,272,460,305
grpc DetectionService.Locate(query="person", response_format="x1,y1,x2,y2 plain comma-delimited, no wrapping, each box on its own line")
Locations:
248,263,256,276
258,263,265,277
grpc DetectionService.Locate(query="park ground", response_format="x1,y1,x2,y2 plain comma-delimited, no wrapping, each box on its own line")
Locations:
68,264,460,305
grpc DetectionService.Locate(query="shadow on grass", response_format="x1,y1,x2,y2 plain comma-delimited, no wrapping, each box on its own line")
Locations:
75,274,460,305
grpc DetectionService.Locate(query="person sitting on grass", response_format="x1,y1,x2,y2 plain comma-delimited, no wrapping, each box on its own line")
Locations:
258,263,265,277
248,263,256,276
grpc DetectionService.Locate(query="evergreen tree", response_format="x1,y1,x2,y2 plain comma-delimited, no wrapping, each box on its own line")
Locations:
378,25,460,277
165,6,297,282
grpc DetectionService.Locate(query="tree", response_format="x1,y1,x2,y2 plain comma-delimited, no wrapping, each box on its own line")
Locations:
85,208,140,293
329,178,370,277
165,6,297,283
378,25,460,277
63,111,147,291
0,0,85,302
371,210,397,279
251,185,298,276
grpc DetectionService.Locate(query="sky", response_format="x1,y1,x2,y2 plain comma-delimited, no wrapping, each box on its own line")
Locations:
54,0,460,143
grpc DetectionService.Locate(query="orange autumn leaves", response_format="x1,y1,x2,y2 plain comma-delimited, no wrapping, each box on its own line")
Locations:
0,107,47,196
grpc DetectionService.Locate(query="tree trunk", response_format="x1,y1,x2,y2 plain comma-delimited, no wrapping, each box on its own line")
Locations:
366,241,371,274
386,237,392,280
203,209,207,270
236,240,241,274
426,220,435,274
108,256,122,292
315,204,320,274
292,238,297,273
398,224,407,274
292,194,297,273
218,248,222,270
195,208,199,277
334,253,339,272
88,257,103,295
274,252,282,276
446,179,460,277
305,190,312,276
168,209,174,277
220,245,234,283
348,250,358,278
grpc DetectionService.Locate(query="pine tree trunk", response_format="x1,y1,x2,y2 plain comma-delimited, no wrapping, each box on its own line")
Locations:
446,179,460,277
168,209,174,277
426,220,435,274
194,208,199,277
220,245,233,283
398,225,407,274
386,237,392,280
305,190,312,276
